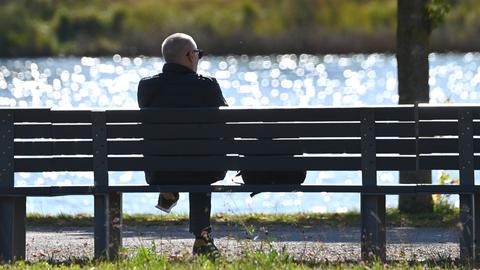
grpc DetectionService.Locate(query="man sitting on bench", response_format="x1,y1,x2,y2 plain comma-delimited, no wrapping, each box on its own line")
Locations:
137,33,228,257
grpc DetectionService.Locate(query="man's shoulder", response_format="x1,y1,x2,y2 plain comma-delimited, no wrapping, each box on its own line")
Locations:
139,73,217,84
139,74,162,84
195,74,218,84
138,74,164,93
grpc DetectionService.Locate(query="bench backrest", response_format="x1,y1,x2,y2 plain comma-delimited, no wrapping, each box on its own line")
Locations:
3,105,478,187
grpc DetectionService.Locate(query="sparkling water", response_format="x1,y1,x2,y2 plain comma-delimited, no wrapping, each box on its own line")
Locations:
1,53,479,215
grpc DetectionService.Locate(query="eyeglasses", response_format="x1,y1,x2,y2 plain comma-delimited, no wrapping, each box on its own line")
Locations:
192,49,204,59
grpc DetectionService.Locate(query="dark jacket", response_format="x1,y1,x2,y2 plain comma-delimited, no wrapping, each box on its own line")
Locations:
138,63,227,108
137,63,228,185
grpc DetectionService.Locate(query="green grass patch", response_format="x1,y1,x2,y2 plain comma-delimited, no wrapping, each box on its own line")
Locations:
0,244,463,269
26,206,459,228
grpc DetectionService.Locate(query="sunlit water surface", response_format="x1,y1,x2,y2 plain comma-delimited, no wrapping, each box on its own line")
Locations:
1,53,480,214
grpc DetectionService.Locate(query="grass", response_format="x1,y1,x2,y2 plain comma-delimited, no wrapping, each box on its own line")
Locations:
6,205,462,269
27,205,459,228
0,244,464,269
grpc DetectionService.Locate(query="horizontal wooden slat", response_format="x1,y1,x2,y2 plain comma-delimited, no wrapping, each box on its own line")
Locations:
12,155,416,172
9,106,480,123
376,122,414,137
419,106,460,120
419,138,458,153
106,106,414,123
12,109,92,123
107,123,358,138
0,186,95,196
107,122,414,139
2,184,480,196
106,156,416,171
108,156,359,171
12,153,477,172
419,106,480,120
418,138,480,153
107,184,480,195
14,158,92,172
418,155,459,170
108,138,415,155
14,124,91,139
420,121,480,136
4,183,480,196
50,110,92,123
13,108,50,122
419,121,458,136
14,141,92,155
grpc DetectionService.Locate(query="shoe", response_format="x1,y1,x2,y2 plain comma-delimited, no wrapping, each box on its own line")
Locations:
192,231,220,259
155,192,179,213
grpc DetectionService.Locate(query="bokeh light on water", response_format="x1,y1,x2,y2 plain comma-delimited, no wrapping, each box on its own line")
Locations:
1,53,479,214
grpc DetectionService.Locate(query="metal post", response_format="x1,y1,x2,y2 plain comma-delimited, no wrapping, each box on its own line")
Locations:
474,193,480,266
360,109,386,261
0,197,26,262
94,194,108,259
92,111,122,260
108,192,122,258
0,110,25,262
458,108,477,264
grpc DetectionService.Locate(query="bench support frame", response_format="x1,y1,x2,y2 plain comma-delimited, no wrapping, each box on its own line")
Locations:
458,109,479,264
92,111,123,259
361,194,386,260
0,110,25,262
0,197,26,262
94,193,122,259
360,109,386,261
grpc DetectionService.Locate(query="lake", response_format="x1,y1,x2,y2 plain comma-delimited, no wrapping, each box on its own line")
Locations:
1,53,479,215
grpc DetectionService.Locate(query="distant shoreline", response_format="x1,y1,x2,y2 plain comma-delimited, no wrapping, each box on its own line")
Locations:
2,31,479,58
2,0,480,57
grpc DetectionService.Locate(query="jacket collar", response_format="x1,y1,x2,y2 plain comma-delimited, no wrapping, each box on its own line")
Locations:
162,63,196,74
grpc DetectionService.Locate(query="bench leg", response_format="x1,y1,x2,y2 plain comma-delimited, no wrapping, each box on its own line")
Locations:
94,192,122,260
0,197,26,262
459,193,480,265
361,194,386,261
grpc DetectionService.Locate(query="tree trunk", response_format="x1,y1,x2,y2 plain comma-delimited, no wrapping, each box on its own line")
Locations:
397,0,433,213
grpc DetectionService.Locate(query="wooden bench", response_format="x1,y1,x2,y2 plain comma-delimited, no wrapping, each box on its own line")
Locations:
0,105,479,263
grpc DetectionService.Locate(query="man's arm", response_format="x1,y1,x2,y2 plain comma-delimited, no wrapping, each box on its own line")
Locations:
137,79,150,109
204,78,228,107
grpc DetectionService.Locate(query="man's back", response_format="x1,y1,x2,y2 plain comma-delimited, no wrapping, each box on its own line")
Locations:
137,62,227,185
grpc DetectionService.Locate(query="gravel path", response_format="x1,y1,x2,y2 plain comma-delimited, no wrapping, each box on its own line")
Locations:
26,224,460,263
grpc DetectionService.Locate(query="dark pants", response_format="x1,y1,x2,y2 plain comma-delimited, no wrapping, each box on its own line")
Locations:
146,171,223,237
189,192,212,236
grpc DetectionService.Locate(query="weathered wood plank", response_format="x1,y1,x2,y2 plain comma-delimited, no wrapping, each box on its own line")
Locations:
107,138,415,155
419,105,480,120
14,158,92,172
106,106,415,123
106,122,414,139
14,124,91,139
14,141,92,156
3,184,480,196
106,156,416,171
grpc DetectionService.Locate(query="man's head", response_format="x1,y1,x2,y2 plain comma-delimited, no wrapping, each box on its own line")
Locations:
161,33,202,72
